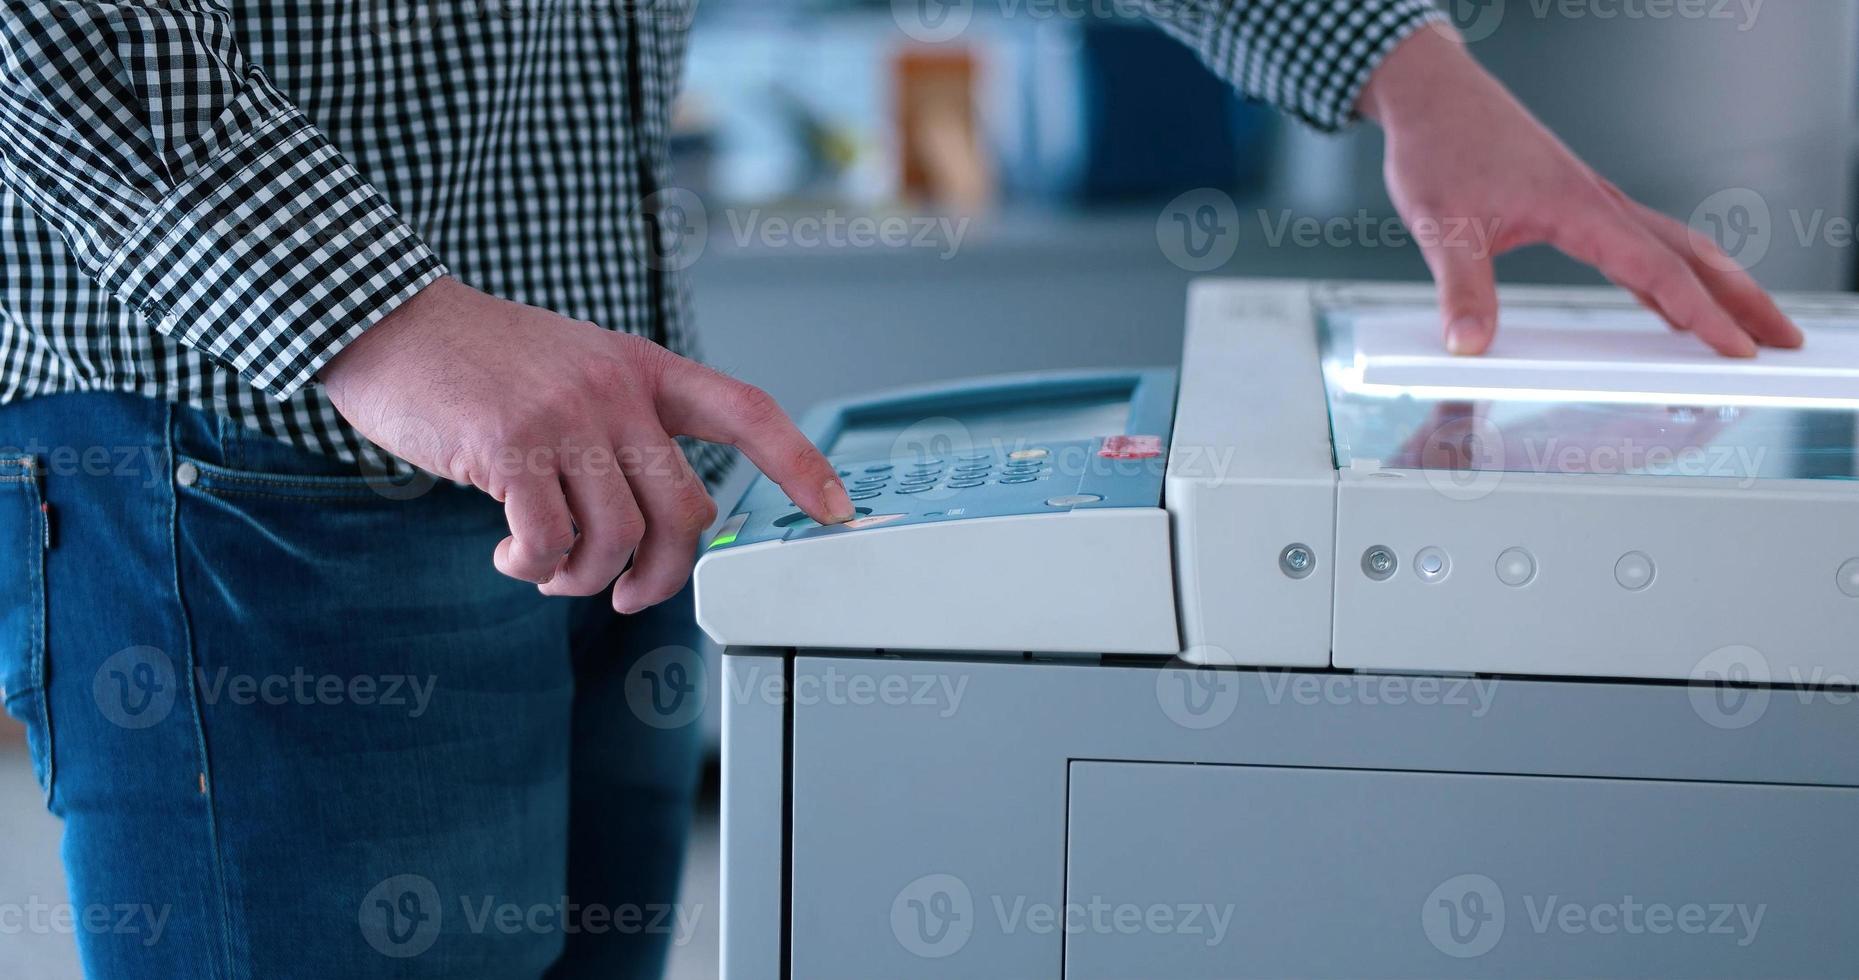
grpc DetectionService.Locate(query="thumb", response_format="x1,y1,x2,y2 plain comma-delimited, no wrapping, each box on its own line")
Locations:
1425,244,1499,356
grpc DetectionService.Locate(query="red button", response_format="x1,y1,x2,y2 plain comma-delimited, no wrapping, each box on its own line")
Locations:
1099,435,1163,459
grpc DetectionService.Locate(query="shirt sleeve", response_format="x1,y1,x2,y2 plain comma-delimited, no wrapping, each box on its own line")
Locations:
1144,0,1447,132
0,1,446,399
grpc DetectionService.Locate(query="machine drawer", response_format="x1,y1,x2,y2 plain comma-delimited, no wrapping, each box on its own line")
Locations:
1065,761,1859,979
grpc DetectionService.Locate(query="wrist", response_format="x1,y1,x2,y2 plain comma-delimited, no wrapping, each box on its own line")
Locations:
1356,23,1481,129
318,275,467,394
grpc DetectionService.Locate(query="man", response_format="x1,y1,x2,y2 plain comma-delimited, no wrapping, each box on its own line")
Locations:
0,0,1801,976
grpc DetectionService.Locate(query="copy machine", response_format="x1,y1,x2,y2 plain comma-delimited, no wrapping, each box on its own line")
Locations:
693,279,1859,980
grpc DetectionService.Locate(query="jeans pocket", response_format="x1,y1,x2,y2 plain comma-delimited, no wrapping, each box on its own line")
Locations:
174,452,415,505
0,454,53,799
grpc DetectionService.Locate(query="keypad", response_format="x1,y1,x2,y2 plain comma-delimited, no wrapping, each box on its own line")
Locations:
814,448,1061,512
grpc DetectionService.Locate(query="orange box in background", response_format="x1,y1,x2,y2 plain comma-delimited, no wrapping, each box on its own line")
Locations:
892,47,994,214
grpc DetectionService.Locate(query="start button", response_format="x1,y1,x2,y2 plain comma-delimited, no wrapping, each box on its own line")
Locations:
1838,559,1859,598
1614,552,1656,592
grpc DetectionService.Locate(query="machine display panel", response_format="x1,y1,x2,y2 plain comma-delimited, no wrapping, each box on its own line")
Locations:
704,369,1177,554
1321,305,1859,482
827,390,1132,461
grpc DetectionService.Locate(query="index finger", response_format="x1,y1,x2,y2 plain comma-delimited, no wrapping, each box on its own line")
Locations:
654,360,854,525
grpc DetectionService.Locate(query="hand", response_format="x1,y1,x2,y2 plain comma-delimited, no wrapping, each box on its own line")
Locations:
319,276,856,612
1357,25,1801,358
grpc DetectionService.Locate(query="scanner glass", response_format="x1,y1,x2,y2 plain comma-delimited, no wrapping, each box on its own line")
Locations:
1321,305,1859,482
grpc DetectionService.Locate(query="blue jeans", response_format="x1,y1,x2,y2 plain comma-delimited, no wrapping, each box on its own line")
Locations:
0,392,705,979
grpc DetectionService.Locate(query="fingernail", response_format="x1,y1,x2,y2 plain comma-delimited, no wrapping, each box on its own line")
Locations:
1446,317,1485,356
823,479,855,522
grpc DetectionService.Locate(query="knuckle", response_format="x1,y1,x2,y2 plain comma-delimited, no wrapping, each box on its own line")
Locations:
1610,242,1682,294
612,514,648,550
676,489,718,531
1640,256,1695,300
444,443,489,491
497,552,553,584
721,382,784,432
783,441,824,478
536,525,578,554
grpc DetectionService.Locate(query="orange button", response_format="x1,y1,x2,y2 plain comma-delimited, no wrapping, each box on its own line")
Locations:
1099,435,1163,459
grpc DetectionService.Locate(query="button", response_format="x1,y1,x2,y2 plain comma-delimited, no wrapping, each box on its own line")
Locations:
1099,434,1164,459
1044,493,1102,507
899,478,937,488
848,490,882,501
1614,551,1656,591
948,479,985,489
957,453,991,463
843,512,907,530
1495,548,1537,588
777,506,872,528
863,464,893,473
1008,448,1049,461
853,476,888,486
906,457,944,467
1838,559,1859,598
999,476,1036,484
953,465,990,475
1413,547,1450,583
175,461,200,487
906,469,942,479
896,485,934,494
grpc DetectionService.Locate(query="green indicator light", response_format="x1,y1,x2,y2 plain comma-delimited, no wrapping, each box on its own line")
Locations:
708,532,738,549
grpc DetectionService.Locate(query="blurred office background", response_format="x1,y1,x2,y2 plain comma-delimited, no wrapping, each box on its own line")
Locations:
682,0,1856,419
3,2,1856,977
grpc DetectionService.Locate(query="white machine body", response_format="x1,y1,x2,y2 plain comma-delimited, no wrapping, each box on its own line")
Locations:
1170,279,1859,683
697,279,1859,683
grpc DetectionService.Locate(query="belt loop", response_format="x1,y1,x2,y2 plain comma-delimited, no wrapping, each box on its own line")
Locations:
216,409,243,470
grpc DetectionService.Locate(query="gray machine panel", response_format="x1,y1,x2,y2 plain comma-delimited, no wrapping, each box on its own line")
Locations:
780,654,1859,979
1066,761,1857,979
721,652,786,980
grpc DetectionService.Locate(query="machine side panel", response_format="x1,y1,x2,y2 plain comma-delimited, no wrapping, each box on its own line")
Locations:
1066,761,1859,978
784,655,1859,979
696,510,1179,655
1169,280,1338,667
1333,471,1859,681
721,650,788,980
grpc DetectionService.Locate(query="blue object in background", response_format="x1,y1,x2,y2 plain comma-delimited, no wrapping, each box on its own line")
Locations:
1073,22,1271,200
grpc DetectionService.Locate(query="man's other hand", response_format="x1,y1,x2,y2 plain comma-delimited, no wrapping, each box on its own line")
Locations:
1358,24,1802,358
